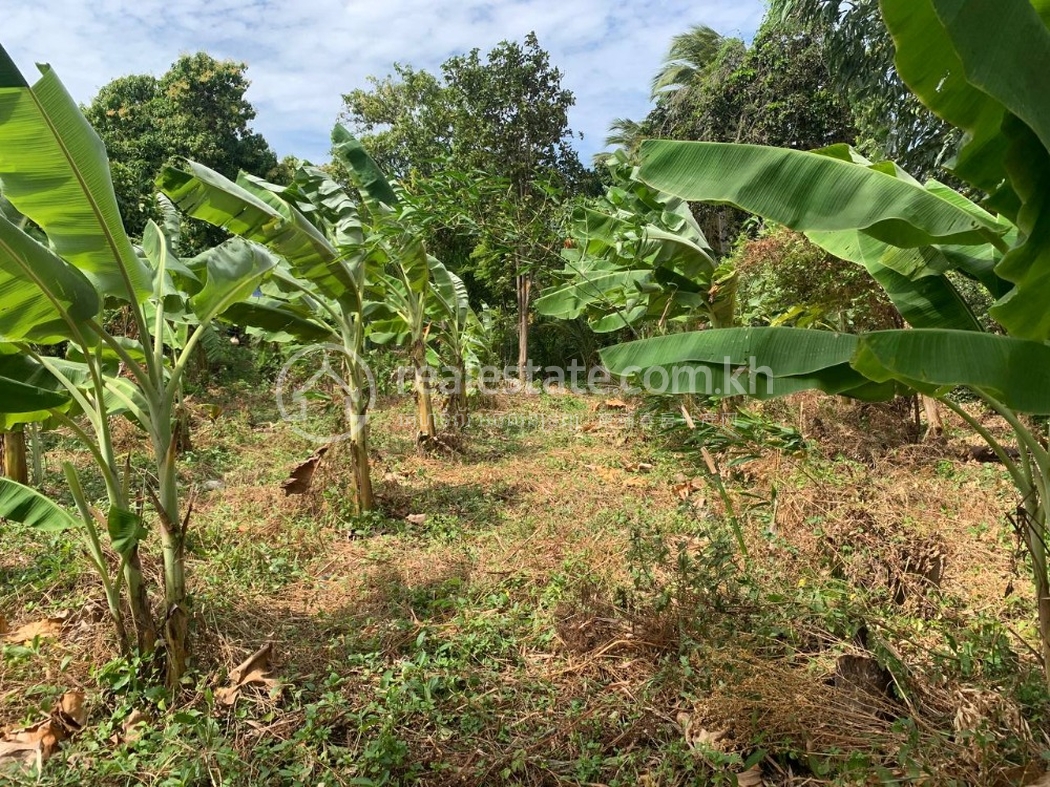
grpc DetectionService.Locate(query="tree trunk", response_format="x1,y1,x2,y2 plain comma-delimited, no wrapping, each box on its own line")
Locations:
411,340,437,445
157,447,188,687
922,395,944,440
447,359,469,431
1,429,28,484
516,273,531,385
348,405,374,513
124,547,157,657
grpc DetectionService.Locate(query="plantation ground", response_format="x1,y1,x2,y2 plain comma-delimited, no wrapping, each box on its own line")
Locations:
1,365,1048,786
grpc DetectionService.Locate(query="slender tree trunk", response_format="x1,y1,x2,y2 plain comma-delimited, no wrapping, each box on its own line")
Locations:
516,272,531,385
922,395,944,439
156,438,188,687
124,548,156,657
448,359,469,431
1023,496,1050,691
1,429,28,484
347,404,374,512
411,339,436,445
27,423,43,486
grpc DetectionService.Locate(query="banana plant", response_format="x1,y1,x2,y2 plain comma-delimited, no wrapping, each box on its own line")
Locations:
334,127,447,444
0,45,281,682
158,142,379,511
598,0,1050,687
427,261,479,429
537,150,736,335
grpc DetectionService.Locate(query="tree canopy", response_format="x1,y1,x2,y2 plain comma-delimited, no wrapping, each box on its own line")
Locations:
84,52,280,243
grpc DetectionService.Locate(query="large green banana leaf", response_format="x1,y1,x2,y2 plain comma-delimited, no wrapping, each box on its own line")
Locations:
881,0,1050,341
602,325,1050,415
221,299,335,343
157,161,357,304
637,140,1004,248
0,46,150,300
806,230,981,331
0,352,70,420
188,238,279,324
854,329,1050,413
0,477,77,532
332,124,398,209
0,213,100,343
600,327,900,401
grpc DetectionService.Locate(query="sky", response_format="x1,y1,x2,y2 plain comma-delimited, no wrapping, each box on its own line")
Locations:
4,0,767,165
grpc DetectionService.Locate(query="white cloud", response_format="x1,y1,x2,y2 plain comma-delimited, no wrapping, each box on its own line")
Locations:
3,0,766,164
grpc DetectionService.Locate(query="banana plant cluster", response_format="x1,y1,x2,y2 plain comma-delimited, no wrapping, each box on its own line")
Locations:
337,127,481,438
536,149,737,334
0,45,279,682
158,125,480,505
599,0,1050,685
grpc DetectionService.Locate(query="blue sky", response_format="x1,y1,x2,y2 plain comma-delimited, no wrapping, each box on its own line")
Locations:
5,0,767,165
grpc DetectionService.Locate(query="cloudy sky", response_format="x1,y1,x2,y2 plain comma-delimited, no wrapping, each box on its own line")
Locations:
4,0,767,165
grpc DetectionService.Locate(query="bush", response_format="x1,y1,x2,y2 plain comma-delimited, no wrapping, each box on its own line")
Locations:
731,225,898,331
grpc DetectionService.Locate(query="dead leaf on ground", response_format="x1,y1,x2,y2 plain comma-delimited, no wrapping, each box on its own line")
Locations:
216,643,279,706
109,708,149,746
736,765,764,786
0,691,86,774
678,711,728,752
52,691,87,733
673,478,707,501
2,618,64,644
604,398,629,410
405,514,428,525
281,447,329,496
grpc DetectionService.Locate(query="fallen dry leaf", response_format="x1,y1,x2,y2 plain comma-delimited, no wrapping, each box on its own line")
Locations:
281,447,328,496
2,618,63,644
0,739,42,774
52,691,86,734
111,708,149,745
0,691,86,774
736,765,764,786
604,398,629,410
216,643,279,706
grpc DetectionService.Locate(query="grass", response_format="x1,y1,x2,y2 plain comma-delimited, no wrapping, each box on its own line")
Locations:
0,364,1048,785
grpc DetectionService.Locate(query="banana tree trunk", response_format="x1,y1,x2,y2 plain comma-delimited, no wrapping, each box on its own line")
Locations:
516,272,531,385
448,358,469,431
1,429,28,484
347,400,374,513
922,395,944,439
156,436,188,687
411,339,437,445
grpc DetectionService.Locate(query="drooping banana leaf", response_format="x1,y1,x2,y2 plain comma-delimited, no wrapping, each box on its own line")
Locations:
157,161,358,304
0,46,151,301
600,327,902,401
0,477,77,532
854,328,1050,413
637,140,1005,248
0,213,100,343
221,298,336,343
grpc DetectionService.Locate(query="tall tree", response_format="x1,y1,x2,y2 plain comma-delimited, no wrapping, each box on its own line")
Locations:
650,24,726,107
84,52,280,245
770,0,957,179
340,33,584,374
630,16,855,253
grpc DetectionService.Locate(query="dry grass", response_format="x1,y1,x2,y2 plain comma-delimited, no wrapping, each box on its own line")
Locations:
2,385,1048,785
